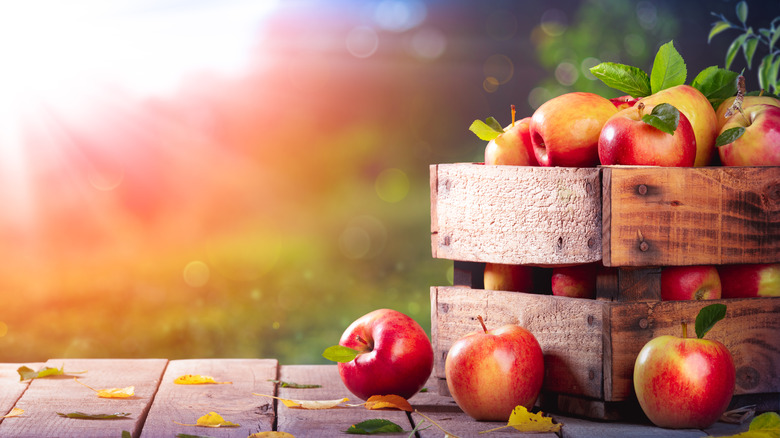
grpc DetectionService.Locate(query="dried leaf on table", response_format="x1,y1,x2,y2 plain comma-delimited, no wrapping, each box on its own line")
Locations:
75,378,134,398
56,412,131,420
361,394,413,412
708,411,780,438
345,419,405,434
254,393,349,409
174,374,231,385
481,405,562,434
2,408,24,418
17,364,86,381
267,379,321,389
174,411,240,428
248,432,297,438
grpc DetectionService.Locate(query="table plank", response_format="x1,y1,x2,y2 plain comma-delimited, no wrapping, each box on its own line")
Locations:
275,365,414,436
0,358,167,438
0,363,43,420
141,358,278,438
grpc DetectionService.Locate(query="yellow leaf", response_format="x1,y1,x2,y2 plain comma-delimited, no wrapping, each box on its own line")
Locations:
480,405,562,434
196,411,240,428
253,393,349,410
248,433,296,438
3,408,24,418
174,374,232,385
74,378,134,399
364,395,413,412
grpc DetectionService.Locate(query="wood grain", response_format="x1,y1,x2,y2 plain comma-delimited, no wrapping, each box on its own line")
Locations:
0,358,166,438
431,163,602,265
0,363,43,422
140,358,277,438
602,166,780,266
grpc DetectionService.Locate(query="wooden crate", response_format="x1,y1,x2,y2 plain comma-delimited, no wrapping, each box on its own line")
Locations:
429,163,780,420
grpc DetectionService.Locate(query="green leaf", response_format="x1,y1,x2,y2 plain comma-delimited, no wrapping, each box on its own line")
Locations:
322,345,360,363
268,379,322,389
709,21,733,43
749,411,780,432
691,66,740,108
18,365,63,381
468,118,504,141
743,36,759,69
716,127,746,147
641,103,680,135
758,53,775,92
57,412,131,420
695,303,727,339
736,1,748,24
589,62,651,97
726,33,750,70
650,41,687,94
771,54,780,94
122,432,132,438
176,434,218,438
345,419,404,434
771,27,780,50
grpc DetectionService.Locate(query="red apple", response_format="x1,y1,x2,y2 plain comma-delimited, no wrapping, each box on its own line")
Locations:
610,95,639,110
634,305,735,429
715,95,780,131
336,309,433,400
638,85,718,166
484,263,534,292
551,262,599,299
717,104,780,166
529,92,617,167
484,115,539,166
718,263,780,298
445,316,544,421
661,265,722,301
598,103,697,166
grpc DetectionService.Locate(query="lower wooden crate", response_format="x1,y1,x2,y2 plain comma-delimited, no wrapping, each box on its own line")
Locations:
430,286,780,420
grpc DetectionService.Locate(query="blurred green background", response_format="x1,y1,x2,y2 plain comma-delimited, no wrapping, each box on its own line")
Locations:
0,0,775,364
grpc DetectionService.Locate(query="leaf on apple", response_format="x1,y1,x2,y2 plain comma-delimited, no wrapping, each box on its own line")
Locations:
650,41,687,94
468,117,504,141
345,418,405,435
706,411,779,438
695,303,727,339
480,405,562,434
691,66,740,109
589,62,651,98
322,345,360,363
716,127,746,147
641,103,680,135
254,393,350,410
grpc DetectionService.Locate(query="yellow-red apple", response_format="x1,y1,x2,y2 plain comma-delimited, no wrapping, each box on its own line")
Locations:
551,262,599,299
639,85,718,166
484,116,539,166
717,104,780,166
715,95,780,131
529,92,617,167
718,263,780,298
610,95,639,110
484,263,534,292
661,265,722,301
445,316,544,421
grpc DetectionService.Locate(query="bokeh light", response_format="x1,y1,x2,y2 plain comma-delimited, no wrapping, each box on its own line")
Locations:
183,261,211,288
346,26,380,58
375,168,410,203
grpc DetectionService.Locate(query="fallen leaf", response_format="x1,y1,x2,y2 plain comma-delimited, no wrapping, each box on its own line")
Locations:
268,379,321,389
175,434,218,438
363,395,413,412
254,393,349,410
17,364,86,381
345,419,405,434
708,411,780,438
174,411,240,428
480,405,562,434
56,412,131,420
248,433,296,438
2,408,24,418
174,374,231,385
413,410,461,438
75,378,134,398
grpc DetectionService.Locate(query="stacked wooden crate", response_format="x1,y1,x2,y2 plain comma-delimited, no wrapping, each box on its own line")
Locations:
429,163,779,420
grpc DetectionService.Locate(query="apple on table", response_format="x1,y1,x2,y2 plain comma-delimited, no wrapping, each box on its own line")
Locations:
661,265,722,301
718,263,780,298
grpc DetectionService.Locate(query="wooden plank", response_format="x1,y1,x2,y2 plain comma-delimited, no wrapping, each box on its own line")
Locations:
0,363,43,421
595,268,661,302
602,166,780,267
432,286,606,399
553,414,714,438
608,297,780,401
0,358,167,438
140,358,277,438
431,163,602,265
275,364,412,436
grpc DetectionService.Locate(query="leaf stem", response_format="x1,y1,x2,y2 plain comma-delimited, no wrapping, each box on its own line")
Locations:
74,377,98,393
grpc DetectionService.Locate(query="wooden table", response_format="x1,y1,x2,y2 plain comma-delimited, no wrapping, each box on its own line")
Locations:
0,359,753,437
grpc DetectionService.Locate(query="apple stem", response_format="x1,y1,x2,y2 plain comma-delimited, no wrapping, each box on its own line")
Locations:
355,335,369,346
511,104,516,128
637,102,645,118
477,315,488,334
681,322,688,339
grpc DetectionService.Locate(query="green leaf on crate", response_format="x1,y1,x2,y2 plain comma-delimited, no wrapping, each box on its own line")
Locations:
641,103,680,135
691,66,740,109
322,345,360,363
589,62,651,97
650,41,687,94
345,419,405,434
468,117,504,141
716,127,746,147
57,412,131,420
268,379,322,389
695,303,727,339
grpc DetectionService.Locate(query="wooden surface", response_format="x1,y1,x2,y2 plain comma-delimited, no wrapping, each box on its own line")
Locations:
431,163,602,266
0,360,754,437
602,166,780,267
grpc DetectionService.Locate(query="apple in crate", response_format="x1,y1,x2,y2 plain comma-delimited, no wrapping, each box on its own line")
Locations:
598,103,696,167
445,316,544,421
551,262,599,299
484,263,534,292
715,95,780,131
610,95,639,110
717,104,780,166
529,92,617,167
718,263,780,298
661,265,721,301
634,304,735,429
325,309,433,400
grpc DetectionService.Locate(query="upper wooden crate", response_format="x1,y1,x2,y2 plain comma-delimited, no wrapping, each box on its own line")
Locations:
430,163,780,267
